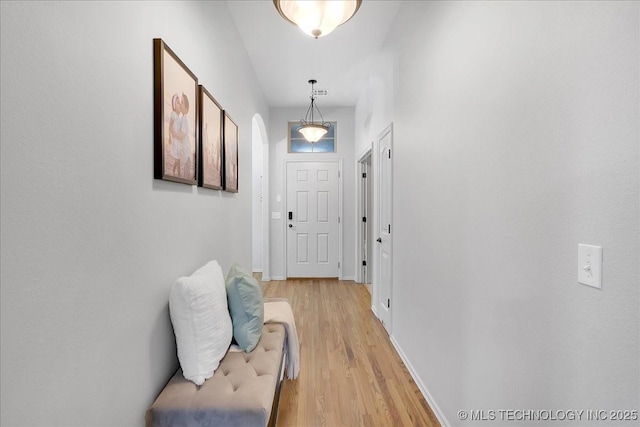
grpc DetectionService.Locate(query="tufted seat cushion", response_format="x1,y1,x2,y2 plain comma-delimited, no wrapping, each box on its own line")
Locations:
147,323,286,427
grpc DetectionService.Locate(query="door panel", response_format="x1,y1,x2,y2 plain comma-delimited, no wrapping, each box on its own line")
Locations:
317,234,329,263
297,234,309,263
317,191,329,222
376,126,393,333
286,161,339,278
297,192,309,222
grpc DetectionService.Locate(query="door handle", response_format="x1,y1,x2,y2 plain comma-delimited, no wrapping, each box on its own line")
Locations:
289,224,294,228
376,237,382,243
288,211,293,220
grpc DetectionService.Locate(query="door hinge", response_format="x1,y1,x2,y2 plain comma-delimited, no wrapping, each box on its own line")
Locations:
338,262,341,269
387,298,390,308
362,216,367,222
388,224,391,233
362,172,367,178
388,149,391,159
362,260,367,266
338,217,341,223
338,170,341,178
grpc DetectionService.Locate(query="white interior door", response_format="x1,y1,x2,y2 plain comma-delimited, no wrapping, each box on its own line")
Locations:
361,161,369,283
286,161,340,278
376,126,393,332
361,159,372,284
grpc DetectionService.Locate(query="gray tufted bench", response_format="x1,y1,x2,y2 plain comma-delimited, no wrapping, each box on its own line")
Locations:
146,323,286,427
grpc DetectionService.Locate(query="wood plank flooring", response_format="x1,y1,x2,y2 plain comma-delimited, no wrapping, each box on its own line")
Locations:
258,277,441,427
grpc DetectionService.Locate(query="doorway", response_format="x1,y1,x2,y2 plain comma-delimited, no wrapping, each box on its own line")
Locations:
285,160,342,278
251,114,269,281
357,151,373,292
375,124,393,333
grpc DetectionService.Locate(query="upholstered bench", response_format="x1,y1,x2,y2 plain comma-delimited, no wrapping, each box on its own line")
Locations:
146,322,286,427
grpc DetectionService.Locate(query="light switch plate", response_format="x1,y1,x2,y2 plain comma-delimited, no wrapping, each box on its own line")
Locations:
578,244,603,289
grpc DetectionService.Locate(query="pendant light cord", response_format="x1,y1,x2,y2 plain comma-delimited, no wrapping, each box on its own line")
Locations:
302,80,327,127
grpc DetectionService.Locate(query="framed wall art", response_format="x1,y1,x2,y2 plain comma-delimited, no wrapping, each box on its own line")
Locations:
153,38,199,185
198,85,223,190
223,112,238,193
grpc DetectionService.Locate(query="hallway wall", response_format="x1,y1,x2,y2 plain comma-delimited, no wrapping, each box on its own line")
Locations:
357,1,639,424
252,117,265,272
0,1,267,425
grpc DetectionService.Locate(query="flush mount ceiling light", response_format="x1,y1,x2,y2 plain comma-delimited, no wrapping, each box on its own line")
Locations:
273,0,362,39
299,79,329,143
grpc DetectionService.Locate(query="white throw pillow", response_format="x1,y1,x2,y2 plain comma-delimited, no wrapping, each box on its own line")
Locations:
169,260,232,385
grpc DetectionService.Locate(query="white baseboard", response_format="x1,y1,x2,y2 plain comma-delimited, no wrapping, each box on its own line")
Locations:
252,268,263,273
389,335,450,427
341,275,356,281
263,275,356,281
371,305,378,317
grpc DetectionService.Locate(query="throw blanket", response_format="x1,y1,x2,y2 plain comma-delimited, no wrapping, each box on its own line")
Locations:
264,300,300,379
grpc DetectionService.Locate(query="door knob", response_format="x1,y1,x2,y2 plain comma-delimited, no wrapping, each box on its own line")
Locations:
289,224,293,228
376,237,382,243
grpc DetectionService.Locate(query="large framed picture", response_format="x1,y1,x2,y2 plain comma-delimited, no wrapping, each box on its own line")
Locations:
223,112,238,193
198,86,223,190
153,38,198,185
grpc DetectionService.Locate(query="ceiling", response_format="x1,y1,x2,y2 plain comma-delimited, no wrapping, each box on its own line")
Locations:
226,0,402,108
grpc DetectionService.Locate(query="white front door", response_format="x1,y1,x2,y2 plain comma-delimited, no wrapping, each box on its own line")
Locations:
286,161,340,278
376,125,393,332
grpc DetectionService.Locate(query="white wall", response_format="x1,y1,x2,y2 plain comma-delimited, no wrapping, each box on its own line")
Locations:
354,48,396,160
268,107,356,280
0,1,267,426
252,117,264,272
357,1,639,424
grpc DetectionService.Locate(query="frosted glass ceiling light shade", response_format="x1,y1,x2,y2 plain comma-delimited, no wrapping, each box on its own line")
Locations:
299,124,328,143
273,0,362,38
299,79,329,143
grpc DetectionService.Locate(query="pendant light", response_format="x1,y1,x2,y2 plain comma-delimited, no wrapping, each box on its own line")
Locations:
299,79,329,143
273,0,362,39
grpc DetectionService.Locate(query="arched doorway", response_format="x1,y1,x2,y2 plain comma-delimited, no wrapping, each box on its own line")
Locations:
251,114,269,280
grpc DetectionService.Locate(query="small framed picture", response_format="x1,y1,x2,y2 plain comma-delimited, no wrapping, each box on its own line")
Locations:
223,112,238,193
153,38,198,185
198,86,223,190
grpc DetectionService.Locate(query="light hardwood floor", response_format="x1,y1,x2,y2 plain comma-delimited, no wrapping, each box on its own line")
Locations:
258,277,440,427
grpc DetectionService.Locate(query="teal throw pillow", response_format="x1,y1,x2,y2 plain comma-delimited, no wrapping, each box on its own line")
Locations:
225,262,264,352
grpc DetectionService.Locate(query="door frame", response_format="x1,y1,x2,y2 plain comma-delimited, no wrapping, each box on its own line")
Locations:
373,124,393,332
283,159,343,279
356,144,373,284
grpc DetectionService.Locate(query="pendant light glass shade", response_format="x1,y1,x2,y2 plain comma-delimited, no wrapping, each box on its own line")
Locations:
299,79,329,143
299,124,328,143
273,0,362,38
